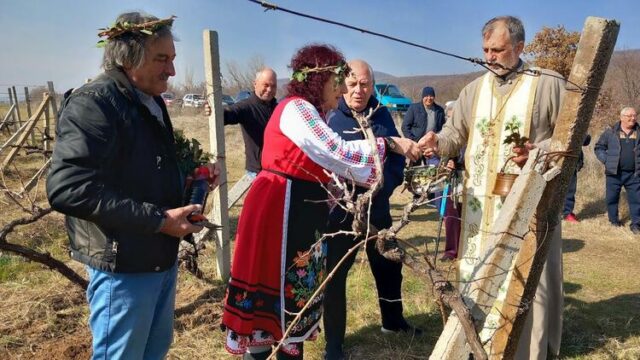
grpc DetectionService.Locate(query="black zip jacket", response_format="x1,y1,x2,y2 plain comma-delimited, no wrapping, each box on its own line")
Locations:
223,93,277,172
46,69,184,273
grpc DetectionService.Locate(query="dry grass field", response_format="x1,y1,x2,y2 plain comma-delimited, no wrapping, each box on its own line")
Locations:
0,108,638,359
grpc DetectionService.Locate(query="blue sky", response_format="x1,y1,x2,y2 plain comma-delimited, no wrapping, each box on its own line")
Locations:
0,0,638,95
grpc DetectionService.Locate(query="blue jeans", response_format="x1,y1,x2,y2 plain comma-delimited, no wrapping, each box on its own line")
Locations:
86,263,178,360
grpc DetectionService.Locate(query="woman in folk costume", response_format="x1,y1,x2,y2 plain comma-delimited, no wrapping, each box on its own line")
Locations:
222,44,420,359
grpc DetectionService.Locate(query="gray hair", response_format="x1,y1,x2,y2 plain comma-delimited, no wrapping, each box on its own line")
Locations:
482,16,525,46
621,106,637,115
102,12,174,71
367,63,376,85
255,67,277,81
347,59,375,85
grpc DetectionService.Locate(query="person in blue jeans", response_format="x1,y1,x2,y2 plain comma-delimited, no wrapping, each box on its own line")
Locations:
563,134,591,223
47,12,219,359
594,107,640,233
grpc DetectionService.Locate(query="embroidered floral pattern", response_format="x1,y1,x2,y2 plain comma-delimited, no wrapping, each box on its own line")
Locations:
234,291,252,309
285,240,327,309
468,196,482,213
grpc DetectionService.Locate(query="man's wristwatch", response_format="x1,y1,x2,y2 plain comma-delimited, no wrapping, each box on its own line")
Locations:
385,137,396,151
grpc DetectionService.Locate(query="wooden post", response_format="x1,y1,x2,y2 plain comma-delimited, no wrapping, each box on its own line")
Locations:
7,87,15,130
24,87,36,146
11,86,22,130
227,173,254,209
24,87,32,118
203,30,231,281
1,94,49,171
0,117,35,154
45,81,57,152
20,158,51,195
0,104,16,132
429,150,556,359
430,17,620,359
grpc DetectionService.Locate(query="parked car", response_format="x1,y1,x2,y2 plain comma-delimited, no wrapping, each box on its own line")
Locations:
235,90,252,102
222,94,235,106
374,83,411,112
161,92,176,107
182,93,206,108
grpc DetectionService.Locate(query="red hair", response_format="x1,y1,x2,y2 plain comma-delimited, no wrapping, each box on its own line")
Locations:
286,44,346,115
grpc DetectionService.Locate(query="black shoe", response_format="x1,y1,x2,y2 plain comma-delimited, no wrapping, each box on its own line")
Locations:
631,225,640,234
381,323,423,336
611,221,624,227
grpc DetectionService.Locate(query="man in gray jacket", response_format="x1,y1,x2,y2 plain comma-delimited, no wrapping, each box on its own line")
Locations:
594,106,640,233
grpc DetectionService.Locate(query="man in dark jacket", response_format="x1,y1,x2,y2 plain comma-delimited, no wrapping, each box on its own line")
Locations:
46,12,216,359
224,68,278,177
323,59,421,360
401,86,445,166
595,107,640,233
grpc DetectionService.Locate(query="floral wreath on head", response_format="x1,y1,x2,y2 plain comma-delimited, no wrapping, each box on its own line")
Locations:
97,15,176,47
290,62,350,87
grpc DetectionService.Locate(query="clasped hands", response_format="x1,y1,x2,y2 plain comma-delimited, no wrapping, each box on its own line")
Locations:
416,131,533,168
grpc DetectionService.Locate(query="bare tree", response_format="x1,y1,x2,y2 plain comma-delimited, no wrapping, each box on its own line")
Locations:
611,49,640,106
223,55,266,95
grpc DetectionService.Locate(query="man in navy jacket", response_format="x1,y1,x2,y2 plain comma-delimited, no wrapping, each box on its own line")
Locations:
401,86,445,166
323,60,421,360
595,107,640,233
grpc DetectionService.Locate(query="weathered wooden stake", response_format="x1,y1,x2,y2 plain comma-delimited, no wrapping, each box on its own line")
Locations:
24,86,36,146
24,87,32,118
0,104,16,132
44,81,57,153
11,86,22,131
203,30,231,281
227,173,254,209
1,94,50,171
7,87,16,131
20,158,51,196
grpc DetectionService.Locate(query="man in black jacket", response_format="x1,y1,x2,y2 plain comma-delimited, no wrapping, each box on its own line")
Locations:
46,12,216,359
224,68,278,178
323,59,421,360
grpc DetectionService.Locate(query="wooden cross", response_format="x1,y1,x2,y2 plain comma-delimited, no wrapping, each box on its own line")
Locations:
430,17,620,359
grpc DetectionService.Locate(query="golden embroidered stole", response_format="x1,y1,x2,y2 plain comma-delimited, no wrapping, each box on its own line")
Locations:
458,71,538,338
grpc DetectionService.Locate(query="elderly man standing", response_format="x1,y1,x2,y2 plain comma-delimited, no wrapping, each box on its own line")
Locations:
595,107,640,233
224,68,278,178
47,12,217,359
420,16,565,359
323,59,421,360
402,86,445,166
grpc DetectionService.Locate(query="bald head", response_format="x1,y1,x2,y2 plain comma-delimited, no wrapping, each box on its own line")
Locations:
344,59,375,112
254,67,277,101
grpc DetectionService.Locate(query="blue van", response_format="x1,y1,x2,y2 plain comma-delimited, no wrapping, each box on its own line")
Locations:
374,83,411,113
